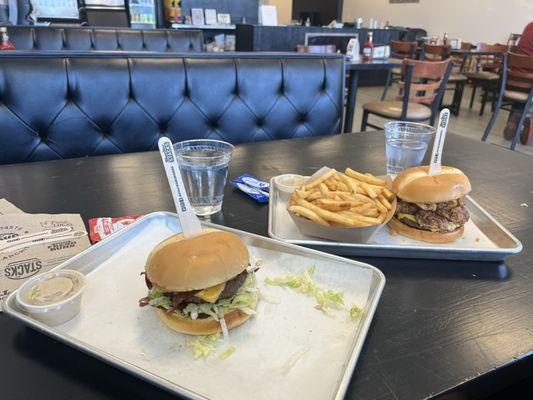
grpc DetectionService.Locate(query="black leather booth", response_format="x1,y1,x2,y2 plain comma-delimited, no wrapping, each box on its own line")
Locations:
7,27,204,52
0,53,344,165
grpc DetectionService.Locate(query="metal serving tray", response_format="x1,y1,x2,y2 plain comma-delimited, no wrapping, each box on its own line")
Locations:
269,179,522,261
4,212,385,400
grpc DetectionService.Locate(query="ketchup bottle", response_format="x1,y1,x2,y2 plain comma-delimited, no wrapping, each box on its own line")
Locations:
0,27,15,50
362,32,374,61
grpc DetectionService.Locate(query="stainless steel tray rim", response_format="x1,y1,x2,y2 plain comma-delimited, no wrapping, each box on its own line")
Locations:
3,211,386,400
3,290,209,400
268,177,523,260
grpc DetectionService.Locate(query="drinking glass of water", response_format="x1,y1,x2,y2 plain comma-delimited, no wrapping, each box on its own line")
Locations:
384,121,436,144
384,121,435,176
173,139,234,216
385,138,428,176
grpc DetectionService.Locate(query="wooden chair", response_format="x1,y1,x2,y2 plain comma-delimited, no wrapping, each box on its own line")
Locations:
482,52,533,150
464,43,508,115
381,40,417,100
420,43,451,60
361,58,453,131
457,42,475,71
420,43,467,115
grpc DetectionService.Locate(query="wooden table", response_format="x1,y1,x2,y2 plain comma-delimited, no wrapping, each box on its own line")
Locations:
1,133,532,400
344,59,402,133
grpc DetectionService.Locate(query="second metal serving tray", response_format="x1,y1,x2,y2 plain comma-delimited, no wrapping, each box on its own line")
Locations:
4,212,385,400
268,178,522,261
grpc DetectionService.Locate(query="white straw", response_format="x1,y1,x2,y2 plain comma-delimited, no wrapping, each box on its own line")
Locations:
158,137,203,238
428,108,450,176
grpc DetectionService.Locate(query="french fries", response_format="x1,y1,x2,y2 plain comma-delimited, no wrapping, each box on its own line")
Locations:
345,168,386,186
288,205,329,226
305,168,337,190
288,167,396,228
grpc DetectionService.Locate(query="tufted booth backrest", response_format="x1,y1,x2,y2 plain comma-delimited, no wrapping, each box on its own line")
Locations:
7,27,204,52
0,53,344,165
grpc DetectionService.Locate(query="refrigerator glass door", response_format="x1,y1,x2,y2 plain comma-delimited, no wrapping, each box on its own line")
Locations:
129,0,156,28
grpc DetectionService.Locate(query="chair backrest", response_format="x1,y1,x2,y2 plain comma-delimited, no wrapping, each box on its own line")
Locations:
475,43,508,71
7,26,204,52
396,58,453,123
505,52,533,91
390,40,417,59
421,44,451,61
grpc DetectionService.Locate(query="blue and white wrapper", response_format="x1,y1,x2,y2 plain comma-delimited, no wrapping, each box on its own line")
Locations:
231,174,270,202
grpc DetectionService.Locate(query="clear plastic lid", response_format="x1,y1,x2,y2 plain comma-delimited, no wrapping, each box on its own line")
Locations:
16,269,86,310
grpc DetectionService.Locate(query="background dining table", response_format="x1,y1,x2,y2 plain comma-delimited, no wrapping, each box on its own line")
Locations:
344,59,403,133
0,132,532,400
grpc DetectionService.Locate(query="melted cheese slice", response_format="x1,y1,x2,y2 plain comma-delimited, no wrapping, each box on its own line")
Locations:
195,282,226,303
397,213,417,223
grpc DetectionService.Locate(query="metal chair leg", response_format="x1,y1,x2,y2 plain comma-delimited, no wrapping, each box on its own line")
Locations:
510,96,533,150
381,70,392,101
491,86,497,112
469,84,477,108
451,82,464,116
361,110,369,132
479,86,488,116
481,93,504,142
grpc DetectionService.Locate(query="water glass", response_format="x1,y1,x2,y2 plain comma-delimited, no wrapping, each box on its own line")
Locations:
173,139,234,216
385,138,428,176
384,121,436,145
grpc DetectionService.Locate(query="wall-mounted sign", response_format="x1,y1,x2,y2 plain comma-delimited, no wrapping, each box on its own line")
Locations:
205,9,217,25
191,8,205,25
217,13,231,24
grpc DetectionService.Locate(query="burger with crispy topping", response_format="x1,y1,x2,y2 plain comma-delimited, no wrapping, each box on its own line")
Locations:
389,166,471,243
139,228,258,335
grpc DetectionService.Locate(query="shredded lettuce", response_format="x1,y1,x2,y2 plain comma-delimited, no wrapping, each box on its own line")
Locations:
265,267,344,316
180,273,258,321
347,304,363,322
147,290,171,308
146,273,258,321
219,346,236,360
282,346,311,373
186,334,220,359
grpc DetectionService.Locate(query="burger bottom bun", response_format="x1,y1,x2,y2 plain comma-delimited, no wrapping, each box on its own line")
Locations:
156,301,256,336
388,217,464,244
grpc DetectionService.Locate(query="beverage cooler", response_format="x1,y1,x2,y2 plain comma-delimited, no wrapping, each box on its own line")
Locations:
126,0,157,28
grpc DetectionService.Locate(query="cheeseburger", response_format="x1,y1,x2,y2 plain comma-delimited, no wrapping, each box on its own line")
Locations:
139,228,258,335
389,166,471,243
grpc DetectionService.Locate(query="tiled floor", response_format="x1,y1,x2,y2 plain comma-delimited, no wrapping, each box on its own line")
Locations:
352,85,533,156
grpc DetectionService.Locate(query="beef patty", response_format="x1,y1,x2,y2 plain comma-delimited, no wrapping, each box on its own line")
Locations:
396,197,469,232
139,270,250,309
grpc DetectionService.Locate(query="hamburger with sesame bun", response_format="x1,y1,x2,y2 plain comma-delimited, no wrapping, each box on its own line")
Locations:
138,228,258,335
389,166,471,243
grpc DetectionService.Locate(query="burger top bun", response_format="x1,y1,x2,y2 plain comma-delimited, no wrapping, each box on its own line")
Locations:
392,166,471,204
146,228,249,292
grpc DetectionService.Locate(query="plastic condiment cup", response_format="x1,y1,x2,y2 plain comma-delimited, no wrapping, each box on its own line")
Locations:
274,174,306,193
15,269,86,326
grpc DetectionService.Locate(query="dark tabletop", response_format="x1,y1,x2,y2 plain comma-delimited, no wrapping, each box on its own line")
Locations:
451,49,507,56
1,132,532,400
345,58,402,71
